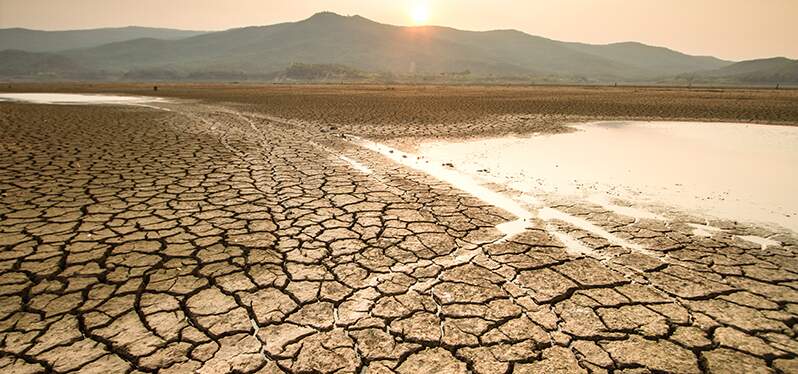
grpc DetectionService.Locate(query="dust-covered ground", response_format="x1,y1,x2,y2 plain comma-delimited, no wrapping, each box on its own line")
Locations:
2,84,798,374
7,83,798,141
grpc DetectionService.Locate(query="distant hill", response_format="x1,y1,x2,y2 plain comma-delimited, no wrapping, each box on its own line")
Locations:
0,26,207,52
55,12,730,81
702,57,798,84
0,50,101,79
674,57,798,85
11,12,798,84
564,41,727,76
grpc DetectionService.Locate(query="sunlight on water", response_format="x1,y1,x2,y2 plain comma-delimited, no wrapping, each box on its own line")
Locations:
0,93,164,105
419,121,798,231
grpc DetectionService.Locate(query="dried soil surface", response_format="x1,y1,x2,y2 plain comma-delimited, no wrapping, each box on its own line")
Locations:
1,84,798,373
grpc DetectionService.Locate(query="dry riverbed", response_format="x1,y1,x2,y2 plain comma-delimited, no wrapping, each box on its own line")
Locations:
1,85,798,374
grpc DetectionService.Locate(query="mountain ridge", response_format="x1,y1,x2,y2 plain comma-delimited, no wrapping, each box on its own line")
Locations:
1,12,792,84
0,26,208,52
56,12,729,78
677,57,798,84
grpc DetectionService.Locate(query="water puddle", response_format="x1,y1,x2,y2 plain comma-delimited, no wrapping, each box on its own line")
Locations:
0,93,165,106
347,135,660,253
735,235,780,250
688,223,724,237
547,226,597,258
538,207,655,256
350,135,533,220
339,155,373,175
348,136,534,242
586,194,666,221
495,219,531,242
419,121,798,232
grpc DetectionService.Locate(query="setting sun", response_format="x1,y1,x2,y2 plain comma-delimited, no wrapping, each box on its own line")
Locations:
410,2,430,25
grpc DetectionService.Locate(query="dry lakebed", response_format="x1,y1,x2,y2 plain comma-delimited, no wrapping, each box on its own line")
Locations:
1,85,798,374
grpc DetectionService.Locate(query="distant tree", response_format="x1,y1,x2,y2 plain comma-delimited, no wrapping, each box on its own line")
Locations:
122,68,182,81
285,63,364,80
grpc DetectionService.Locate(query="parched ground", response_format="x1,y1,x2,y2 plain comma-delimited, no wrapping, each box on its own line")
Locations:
2,85,798,373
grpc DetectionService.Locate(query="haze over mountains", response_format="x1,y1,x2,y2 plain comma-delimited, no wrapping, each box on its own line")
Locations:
679,57,798,85
1,12,796,84
0,26,207,52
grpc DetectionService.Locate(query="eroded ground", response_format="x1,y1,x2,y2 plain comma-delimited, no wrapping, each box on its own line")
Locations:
2,86,798,373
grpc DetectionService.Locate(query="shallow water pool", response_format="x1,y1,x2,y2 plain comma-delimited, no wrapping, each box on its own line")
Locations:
0,93,164,105
418,121,798,231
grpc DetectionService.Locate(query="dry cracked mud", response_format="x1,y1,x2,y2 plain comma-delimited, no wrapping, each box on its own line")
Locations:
2,88,798,374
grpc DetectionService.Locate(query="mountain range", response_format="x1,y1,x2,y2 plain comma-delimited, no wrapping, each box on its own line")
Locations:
1,12,796,85
0,26,206,52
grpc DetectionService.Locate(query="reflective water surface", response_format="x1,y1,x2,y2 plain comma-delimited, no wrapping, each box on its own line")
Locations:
0,93,163,105
418,121,798,231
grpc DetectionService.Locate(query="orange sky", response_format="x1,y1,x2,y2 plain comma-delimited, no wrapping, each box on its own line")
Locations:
1,0,796,61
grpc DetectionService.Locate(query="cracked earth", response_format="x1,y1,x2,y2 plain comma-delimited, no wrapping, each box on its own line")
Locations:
2,94,798,374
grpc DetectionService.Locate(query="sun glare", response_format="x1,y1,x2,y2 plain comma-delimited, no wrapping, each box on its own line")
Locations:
410,2,430,25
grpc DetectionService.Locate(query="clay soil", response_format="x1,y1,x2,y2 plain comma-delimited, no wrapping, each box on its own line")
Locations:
2,83,798,373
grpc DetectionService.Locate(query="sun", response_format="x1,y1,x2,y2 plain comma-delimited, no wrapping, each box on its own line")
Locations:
410,2,430,25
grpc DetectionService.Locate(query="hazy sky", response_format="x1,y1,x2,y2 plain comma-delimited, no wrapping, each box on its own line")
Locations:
1,0,796,61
